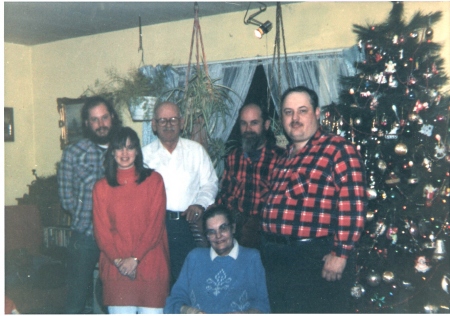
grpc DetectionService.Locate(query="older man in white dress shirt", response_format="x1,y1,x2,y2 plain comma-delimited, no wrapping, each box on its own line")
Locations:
142,101,218,283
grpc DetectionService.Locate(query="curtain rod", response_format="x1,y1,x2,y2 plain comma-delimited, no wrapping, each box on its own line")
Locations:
172,47,348,68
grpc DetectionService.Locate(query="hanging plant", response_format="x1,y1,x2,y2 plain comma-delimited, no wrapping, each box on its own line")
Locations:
164,3,237,169
82,66,171,121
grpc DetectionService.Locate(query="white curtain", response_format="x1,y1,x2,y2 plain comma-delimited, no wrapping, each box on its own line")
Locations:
140,46,362,145
261,46,362,114
140,61,258,146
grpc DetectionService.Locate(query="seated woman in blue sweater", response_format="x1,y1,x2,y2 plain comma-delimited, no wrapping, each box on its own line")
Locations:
164,205,270,314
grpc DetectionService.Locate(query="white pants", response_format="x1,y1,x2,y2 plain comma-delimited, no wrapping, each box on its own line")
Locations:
108,306,164,314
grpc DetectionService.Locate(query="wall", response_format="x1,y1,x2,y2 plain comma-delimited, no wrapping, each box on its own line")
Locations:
4,43,36,203
4,1,450,205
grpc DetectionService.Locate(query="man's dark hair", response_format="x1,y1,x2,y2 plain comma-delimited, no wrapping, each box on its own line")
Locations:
104,127,153,187
81,96,122,138
202,205,235,235
238,103,276,146
280,86,319,110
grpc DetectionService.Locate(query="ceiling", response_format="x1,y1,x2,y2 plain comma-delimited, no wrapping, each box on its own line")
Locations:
4,2,281,46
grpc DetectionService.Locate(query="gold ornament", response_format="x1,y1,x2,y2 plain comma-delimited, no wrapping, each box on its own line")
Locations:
394,143,408,155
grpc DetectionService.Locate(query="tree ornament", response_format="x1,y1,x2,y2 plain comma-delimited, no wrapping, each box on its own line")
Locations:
350,283,366,298
415,256,431,273
419,124,434,137
423,68,433,79
385,171,400,185
392,34,399,45
366,210,375,221
407,75,417,85
377,159,387,172
385,60,397,74
371,220,387,238
386,73,397,87
434,134,446,159
442,274,450,294
425,27,433,40
407,172,419,184
386,225,398,244
409,31,418,39
382,271,395,283
366,270,381,286
432,239,446,261
422,158,432,172
423,304,439,313
395,143,408,155
423,184,437,207
401,279,415,290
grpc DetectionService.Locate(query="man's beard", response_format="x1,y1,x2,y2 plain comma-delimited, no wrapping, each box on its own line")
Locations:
87,126,114,145
242,131,266,153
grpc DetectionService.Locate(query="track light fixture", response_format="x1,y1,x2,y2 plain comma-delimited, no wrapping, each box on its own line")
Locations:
244,2,272,39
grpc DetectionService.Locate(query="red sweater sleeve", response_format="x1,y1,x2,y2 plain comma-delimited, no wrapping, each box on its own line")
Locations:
93,180,120,262
131,172,167,261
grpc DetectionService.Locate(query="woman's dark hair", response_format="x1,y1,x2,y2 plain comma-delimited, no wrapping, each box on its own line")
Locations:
104,127,152,187
280,86,319,110
81,96,122,137
202,205,235,235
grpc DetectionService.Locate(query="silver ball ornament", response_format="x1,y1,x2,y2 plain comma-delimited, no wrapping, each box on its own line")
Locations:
350,283,365,299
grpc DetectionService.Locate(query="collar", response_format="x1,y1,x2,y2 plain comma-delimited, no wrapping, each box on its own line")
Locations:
210,239,239,261
286,128,324,155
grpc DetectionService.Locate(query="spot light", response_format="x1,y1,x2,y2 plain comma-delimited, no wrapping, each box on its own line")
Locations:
244,2,272,39
254,21,272,39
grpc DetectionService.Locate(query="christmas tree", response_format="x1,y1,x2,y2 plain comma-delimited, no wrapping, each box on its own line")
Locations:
322,2,449,313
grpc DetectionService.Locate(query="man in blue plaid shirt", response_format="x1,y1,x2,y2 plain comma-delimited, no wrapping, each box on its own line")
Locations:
57,96,121,313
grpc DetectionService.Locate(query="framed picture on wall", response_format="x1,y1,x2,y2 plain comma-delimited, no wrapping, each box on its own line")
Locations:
57,97,89,149
4,107,14,142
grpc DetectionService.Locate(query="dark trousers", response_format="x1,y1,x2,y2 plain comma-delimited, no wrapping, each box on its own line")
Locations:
64,231,100,314
261,235,355,313
166,216,197,285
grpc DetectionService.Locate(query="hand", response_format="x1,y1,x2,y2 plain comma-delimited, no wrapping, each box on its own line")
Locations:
183,204,204,223
116,257,138,280
180,305,205,314
322,253,347,281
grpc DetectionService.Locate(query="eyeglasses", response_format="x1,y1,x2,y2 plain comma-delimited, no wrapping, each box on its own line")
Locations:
205,223,231,238
155,117,180,126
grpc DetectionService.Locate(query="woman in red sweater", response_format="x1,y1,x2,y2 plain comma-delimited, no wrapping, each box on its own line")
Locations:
93,127,169,314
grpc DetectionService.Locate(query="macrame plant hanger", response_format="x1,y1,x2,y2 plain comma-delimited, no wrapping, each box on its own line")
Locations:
186,2,209,89
182,2,212,148
269,2,292,108
138,16,145,67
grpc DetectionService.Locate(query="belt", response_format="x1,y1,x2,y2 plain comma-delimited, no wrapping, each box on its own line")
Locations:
166,211,183,220
262,233,314,245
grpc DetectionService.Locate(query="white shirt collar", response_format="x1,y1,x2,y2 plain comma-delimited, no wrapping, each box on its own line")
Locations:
210,239,239,261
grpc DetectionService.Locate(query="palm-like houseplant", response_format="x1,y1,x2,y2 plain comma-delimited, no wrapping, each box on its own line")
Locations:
83,66,169,121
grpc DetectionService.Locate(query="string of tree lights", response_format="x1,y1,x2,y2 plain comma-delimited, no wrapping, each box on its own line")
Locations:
322,2,450,313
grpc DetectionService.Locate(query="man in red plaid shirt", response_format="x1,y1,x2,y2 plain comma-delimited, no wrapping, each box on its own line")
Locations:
261,86,367,313
216,103,284,249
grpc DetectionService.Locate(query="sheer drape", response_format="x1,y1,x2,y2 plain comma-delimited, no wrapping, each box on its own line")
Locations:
140,61,258,146
262,46,363,114
140,46,362,145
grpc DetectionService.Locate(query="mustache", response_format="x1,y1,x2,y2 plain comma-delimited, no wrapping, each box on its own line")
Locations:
95,126,109,133
290,121,302,128
242,131,258,138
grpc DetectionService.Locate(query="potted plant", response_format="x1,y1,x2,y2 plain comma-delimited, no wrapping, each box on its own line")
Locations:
166,68,236,168
82,65,170,121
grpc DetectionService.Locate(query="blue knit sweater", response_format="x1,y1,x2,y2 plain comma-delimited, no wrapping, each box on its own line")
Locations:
164,244,270,314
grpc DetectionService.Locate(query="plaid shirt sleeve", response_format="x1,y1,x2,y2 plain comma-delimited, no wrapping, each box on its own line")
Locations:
216,152,233,207
332,142,367,258
58,147,76,215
